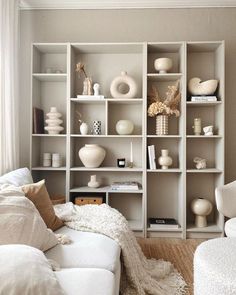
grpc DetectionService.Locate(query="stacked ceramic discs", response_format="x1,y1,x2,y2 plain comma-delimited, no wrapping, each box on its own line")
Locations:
156,115,168,135
93,120,101,135
44,107,64,134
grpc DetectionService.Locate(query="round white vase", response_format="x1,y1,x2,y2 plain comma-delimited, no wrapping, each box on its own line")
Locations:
110,71,138,98
158,149,173,169
80,122,89,135
116,120,134,135
154,58,173,74
79,144,106,168
191,198,213,228
88,175,100,188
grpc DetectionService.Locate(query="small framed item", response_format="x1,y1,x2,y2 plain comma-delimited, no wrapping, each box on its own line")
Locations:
75,197,103,206
117,158,126,168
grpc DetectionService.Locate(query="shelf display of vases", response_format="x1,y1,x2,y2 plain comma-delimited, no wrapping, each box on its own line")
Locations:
158,149,173,169
79,144,106,168
191,198,213,228
44,107,64,134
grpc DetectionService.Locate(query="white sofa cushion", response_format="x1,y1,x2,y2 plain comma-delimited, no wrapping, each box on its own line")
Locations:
0,196,58,251
45,226,120,273
0,244,65,295
55,268,115,295
0,167,33,186
225,218,236,237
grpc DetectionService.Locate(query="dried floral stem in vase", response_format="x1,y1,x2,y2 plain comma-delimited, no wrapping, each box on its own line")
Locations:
75,62,88,78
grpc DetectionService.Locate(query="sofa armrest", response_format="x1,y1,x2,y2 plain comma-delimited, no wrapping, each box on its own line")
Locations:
215,181,236,218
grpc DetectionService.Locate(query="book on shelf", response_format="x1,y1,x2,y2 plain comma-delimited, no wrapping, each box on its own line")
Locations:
149,218,179,229
148,145,156,170
111,182,141,191
33,107,44,134
190,96,217,102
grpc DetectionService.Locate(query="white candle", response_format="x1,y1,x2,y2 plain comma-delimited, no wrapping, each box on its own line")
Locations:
130,141,133,163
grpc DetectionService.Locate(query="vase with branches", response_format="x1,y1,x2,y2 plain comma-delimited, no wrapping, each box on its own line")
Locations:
75,62,93,96
147,80,181,135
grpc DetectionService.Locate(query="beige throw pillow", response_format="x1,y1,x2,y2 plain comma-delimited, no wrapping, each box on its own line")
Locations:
22,180,63,231
0,196,58,251
0,244,65,295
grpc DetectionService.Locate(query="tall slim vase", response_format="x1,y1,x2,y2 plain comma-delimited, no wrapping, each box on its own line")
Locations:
156,115,168,135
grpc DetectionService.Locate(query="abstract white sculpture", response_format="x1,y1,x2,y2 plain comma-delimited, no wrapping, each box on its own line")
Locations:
193,157,207,170
110,71,137,98
188,77,218,95
191,198,213,227
203,125,214,136
44,107,64,134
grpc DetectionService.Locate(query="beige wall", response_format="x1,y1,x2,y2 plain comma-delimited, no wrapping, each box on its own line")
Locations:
20,8,236,182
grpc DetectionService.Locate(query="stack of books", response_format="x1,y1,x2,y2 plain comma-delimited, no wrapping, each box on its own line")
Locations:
148,145,156,170
149,218,179,229
110,182,141,191
190,96,217,102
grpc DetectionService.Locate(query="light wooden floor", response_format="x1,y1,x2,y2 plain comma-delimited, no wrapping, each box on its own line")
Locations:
138,238,205,295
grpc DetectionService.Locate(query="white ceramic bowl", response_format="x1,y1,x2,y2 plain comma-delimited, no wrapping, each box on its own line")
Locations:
188,77,218,95
154,58,173,74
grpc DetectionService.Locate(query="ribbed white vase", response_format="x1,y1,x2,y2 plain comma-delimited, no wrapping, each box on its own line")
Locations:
156,115,168,135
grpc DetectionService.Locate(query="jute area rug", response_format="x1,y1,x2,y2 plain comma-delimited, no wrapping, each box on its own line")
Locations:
138,238,205,295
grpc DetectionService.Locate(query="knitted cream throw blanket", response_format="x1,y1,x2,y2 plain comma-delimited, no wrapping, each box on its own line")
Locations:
54,202,186,295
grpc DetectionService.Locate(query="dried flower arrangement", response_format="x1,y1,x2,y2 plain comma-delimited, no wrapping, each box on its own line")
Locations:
148,80,181,117
75,62,88,78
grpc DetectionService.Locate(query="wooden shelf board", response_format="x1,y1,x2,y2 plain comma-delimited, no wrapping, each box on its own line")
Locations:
187,169,222,173
32,73,67,82
187,223,222,233
32,134,66,137
70,134,142,138
147,135,181,138
70,98,105,104
31,167,66,171
187,101,222,107
70,186,143,193
107,98,143,104
70,167,143,172
147,227,182,232
147,73,182,81
187,135,222,138
147,169,182,173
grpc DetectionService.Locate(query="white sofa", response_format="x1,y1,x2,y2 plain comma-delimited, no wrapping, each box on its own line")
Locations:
0,168,121,295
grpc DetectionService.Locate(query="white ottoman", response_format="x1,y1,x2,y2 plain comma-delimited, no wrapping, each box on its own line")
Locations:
194,238,236,295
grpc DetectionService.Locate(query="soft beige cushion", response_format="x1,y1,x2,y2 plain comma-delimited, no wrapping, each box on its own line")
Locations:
55,268,115,295
22,180,63,231
0,196,58,251
0,244,65,295
0,167,33,186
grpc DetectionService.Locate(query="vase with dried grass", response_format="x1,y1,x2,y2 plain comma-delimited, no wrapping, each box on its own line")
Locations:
147,80,181,135
75,62,93,96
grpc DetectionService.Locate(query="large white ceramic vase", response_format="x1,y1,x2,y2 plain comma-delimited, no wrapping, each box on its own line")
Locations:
79,144,106,168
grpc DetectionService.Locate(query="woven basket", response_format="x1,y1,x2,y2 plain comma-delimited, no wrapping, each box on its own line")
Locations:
156,115,168,135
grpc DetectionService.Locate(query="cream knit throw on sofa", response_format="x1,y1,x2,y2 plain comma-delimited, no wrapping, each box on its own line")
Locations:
55,203,186,295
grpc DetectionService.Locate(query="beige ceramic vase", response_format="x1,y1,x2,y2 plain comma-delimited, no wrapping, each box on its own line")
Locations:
79,144,106,168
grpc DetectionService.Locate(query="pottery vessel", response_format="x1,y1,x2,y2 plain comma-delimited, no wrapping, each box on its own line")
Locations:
52,153,62,168
156,115,168,135
158,149,173,169
88,175,100,188
116,120,134,135
80,122,89,135
44,107,64,134
192,118,201,135
79,144,106,168
110,71,137,98
188,77,218,95
191,198,213,227
154,58,173,74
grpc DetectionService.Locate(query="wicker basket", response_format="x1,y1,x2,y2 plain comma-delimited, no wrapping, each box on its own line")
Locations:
156,115,168,135
50,195,66,205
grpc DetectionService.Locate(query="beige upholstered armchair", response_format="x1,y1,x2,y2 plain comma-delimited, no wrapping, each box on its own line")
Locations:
215,181,236,237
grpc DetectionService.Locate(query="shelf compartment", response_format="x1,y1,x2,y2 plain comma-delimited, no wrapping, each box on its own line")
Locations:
187,135,222,138
32,44,67,74
70,44,143,98
71,137,143,168
71,167,143,172
70,134,143,138
147,73,182,81
32,170,66,197
187,169,222,173
32,73,67,82
70,186,143,193
107,102,143,135
147,135,181,138
108,192,143,231
187,101,222,107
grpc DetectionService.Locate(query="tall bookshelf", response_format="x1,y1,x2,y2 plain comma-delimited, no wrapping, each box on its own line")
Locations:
30,41,225,239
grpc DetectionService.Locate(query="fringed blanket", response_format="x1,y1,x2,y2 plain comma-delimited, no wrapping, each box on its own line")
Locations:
54,202,186,295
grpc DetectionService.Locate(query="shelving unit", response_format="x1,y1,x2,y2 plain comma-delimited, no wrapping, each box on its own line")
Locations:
30,41,225,239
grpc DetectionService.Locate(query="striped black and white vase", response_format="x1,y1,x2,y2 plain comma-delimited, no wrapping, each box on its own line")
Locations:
93,120,102,135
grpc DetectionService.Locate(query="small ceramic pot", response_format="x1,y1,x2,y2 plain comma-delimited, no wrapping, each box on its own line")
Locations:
79,144,106,168
158,149,173,169
116,120,134,135
88,175,100,188
52,153,61,168
80,122,89,135
154,58,173,74
191,198,213,228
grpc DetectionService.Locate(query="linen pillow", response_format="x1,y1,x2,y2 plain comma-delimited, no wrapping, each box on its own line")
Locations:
0,167,33,186
0,244,65,295
21,180,63,231
0,196,58,251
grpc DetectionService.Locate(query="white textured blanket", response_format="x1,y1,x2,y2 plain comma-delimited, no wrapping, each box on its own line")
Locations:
54,203,186,295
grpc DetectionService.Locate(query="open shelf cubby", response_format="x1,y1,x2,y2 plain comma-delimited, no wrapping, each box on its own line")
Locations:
30,41,224,239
